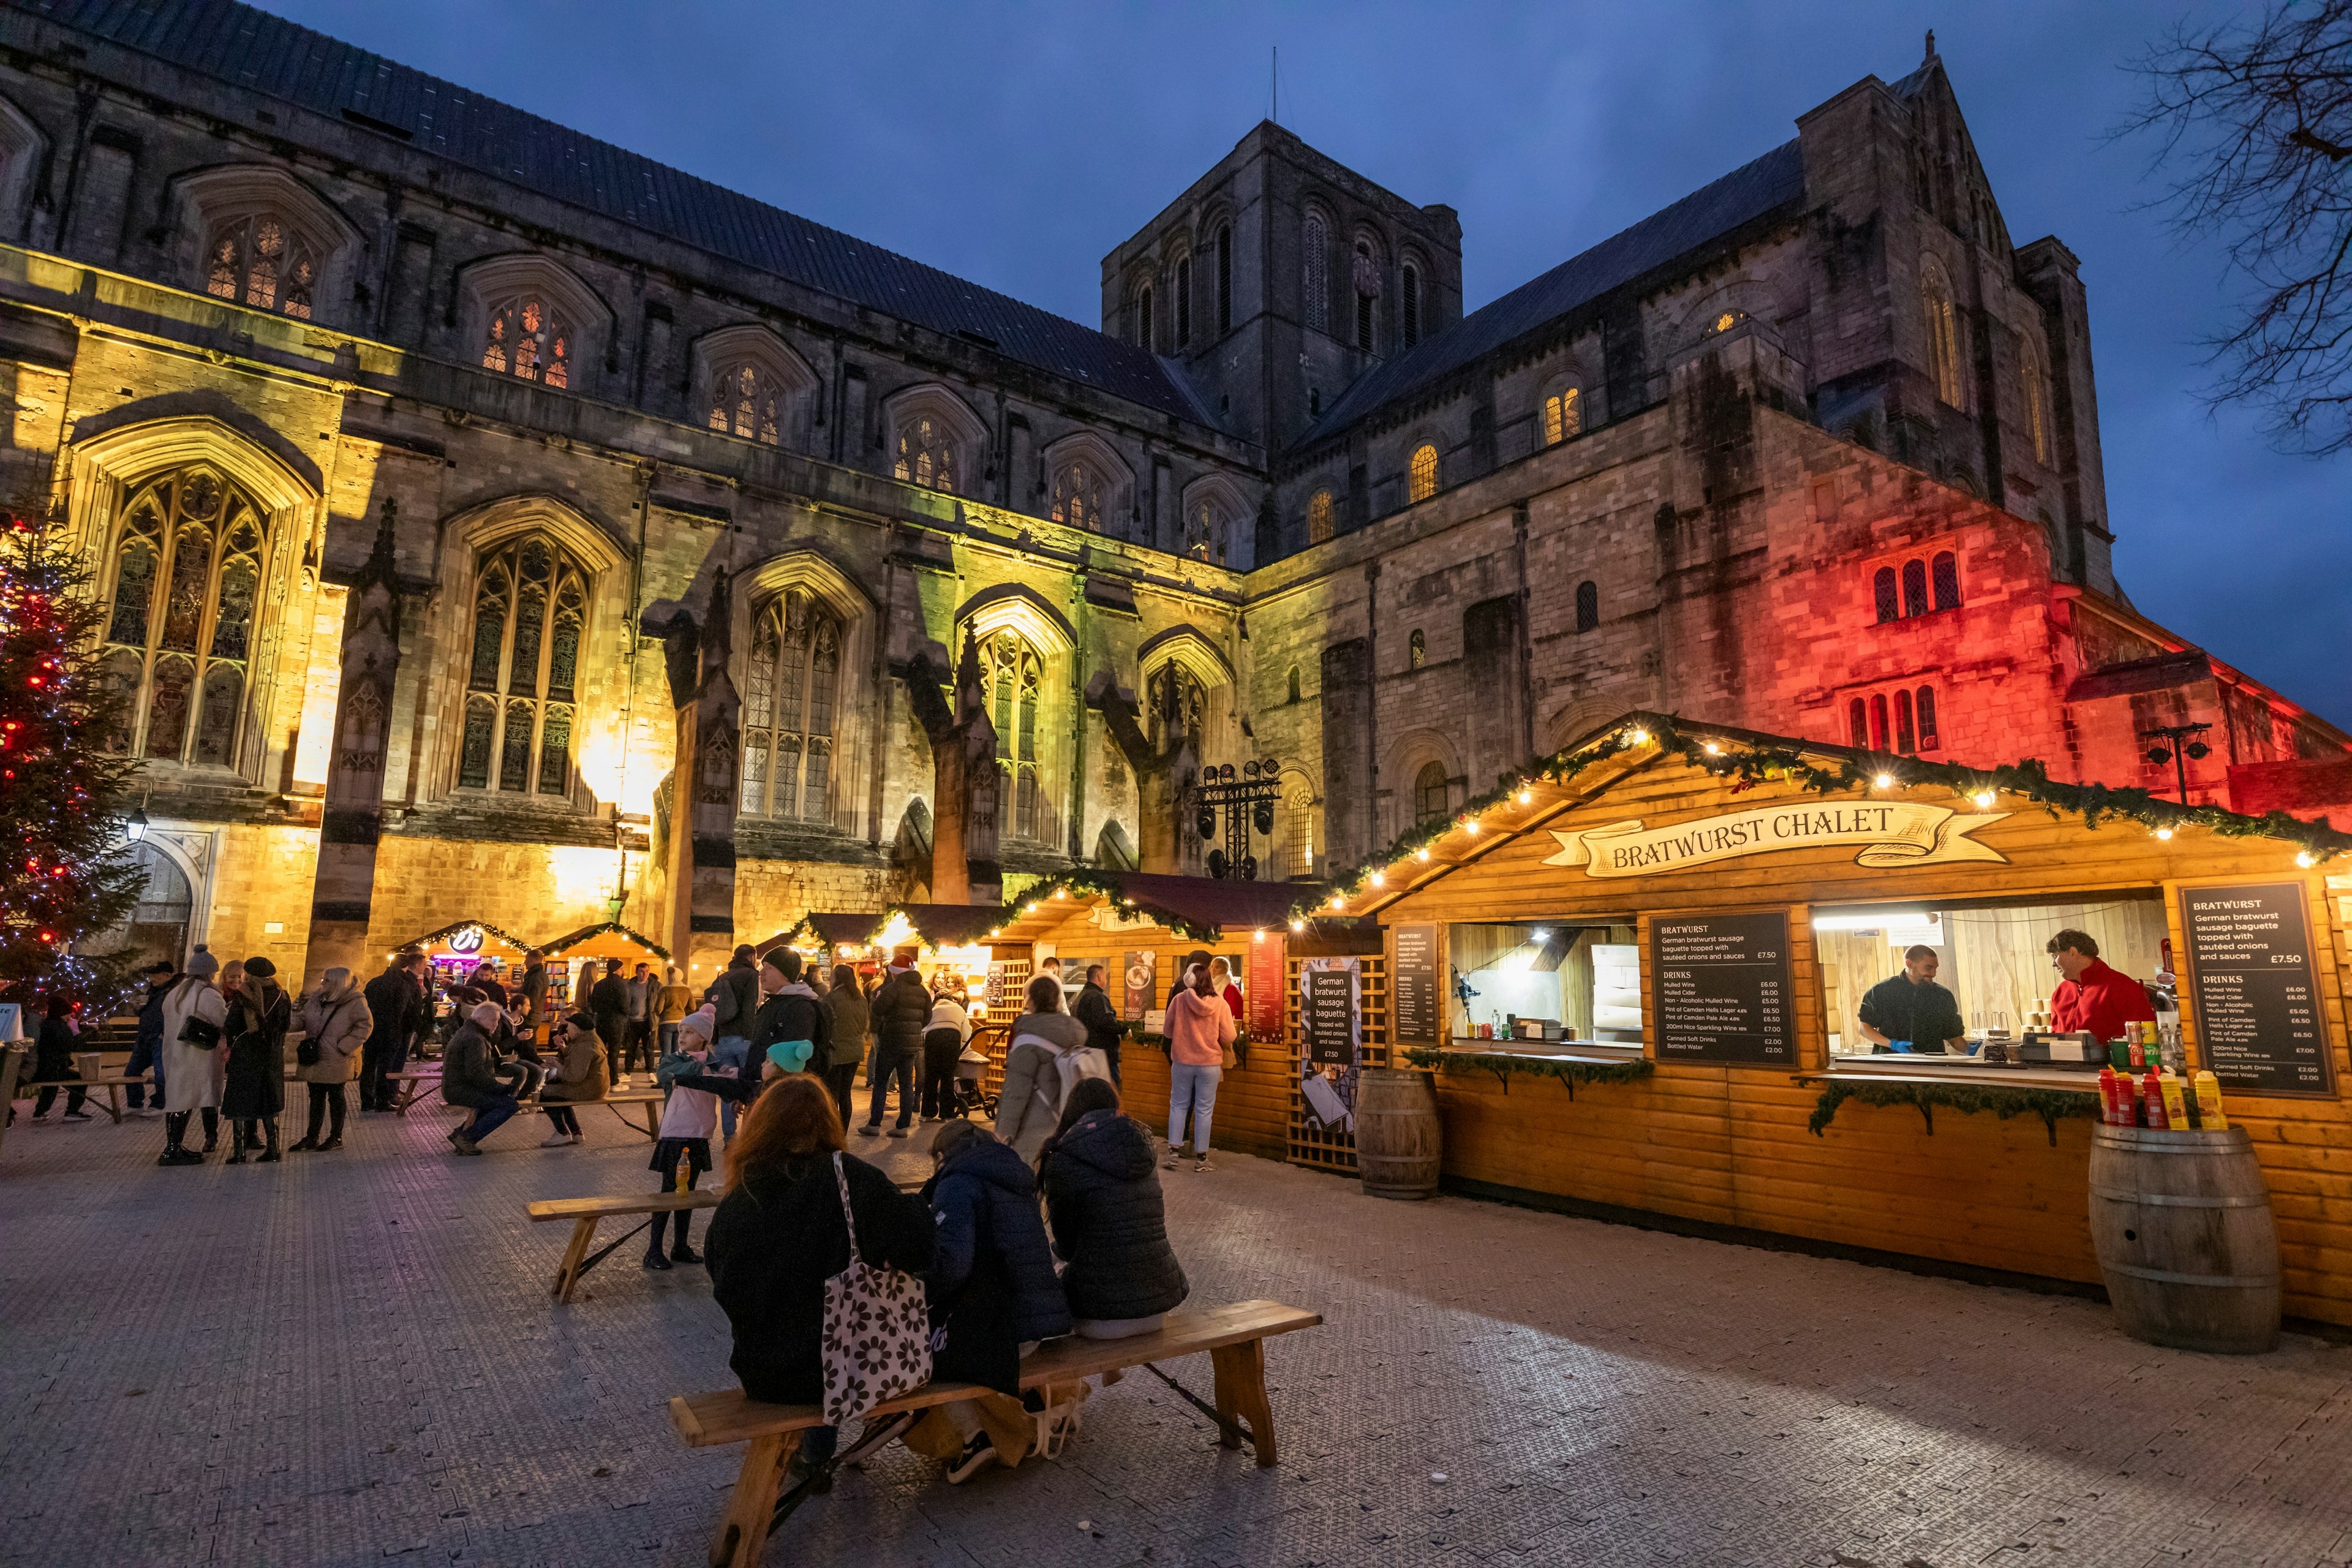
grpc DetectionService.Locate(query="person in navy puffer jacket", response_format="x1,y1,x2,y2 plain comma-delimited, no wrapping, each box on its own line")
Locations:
1038,1078,1188,1338
920,1119,1071,1482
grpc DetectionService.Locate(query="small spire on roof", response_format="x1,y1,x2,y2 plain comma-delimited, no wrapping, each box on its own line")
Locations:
1924,29,1936,62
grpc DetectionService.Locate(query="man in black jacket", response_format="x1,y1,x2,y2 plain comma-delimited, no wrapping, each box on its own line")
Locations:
125,959,178,1114
587,957,630,1077
360,951,426,1112
861,947,930,1137
1072,964,1123,1085
752,949,831,1071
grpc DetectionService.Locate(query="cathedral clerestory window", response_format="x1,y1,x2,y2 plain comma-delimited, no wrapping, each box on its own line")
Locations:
458,533,589,796
739,589,841,824
100,467,270,769
481,294,572,388
707,360,783,445
1408,443,1438,503
1050,461,1106,532
893,416,958,494
205,215,316,319
984,632,1046,842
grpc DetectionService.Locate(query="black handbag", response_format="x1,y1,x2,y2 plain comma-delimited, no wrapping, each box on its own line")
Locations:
296,1039,320,1067
176,1014,222,1048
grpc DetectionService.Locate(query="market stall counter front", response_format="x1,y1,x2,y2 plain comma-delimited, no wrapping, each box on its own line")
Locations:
1313,714,2352,1333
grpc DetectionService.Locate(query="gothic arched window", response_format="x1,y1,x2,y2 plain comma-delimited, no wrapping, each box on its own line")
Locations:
1873,567,1899,624
1401,262,1421,347
707,360,783,445
1915,686,1940,750
1931,551,1961,611
739,589,842,823
1544,388,1581,447
2020,337,2050,462
205,215,316,319
1175,254,1193,348
481,293,572,388
984,632,1046,842
1922,261,1963,407
1414,761,1449,826
1901,559,1929,618
1306,488,1336,545
1575,579,1599,633
1147,663,1205,753
892,415,958,494
1283,782,1316,878
1216,224,1233,334
1354,239,1379,352
457,532,589,796
100,467,271,768
1847,697,1869,749
1050,462,1105,531
1408,443,1438,503
1134,283,1154,350
1303,215,1328,332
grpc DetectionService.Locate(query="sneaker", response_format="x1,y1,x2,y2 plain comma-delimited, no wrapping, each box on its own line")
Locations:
451,1133,481,1156
1193,1155,1214,1172
570,1133,584,1145
540,1133,572,1148
945,1433,998,1485
642,1250,673,1272
63,1110,93,1121
887,1125,911,1139
858,1123,883,1137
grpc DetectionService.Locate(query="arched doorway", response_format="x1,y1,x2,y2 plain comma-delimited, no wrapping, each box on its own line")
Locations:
87,842,195,971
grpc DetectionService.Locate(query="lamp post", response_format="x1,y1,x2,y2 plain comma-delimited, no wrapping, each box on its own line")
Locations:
2139,721,2212,805
1194,758,1282,880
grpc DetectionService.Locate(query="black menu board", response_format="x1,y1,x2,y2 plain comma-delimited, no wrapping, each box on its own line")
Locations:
1649,911,1795,1065
1303,965,1359,1065
1392,925,1439,1043
2181,883,2335,1098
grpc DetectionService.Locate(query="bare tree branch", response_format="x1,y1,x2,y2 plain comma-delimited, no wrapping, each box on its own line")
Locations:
2122,1,2352,454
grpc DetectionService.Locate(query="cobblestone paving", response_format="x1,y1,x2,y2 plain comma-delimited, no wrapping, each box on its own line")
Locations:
4,1094,2350,1568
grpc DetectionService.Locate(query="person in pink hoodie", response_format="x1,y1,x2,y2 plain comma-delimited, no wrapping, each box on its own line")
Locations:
1163,962,1235,1172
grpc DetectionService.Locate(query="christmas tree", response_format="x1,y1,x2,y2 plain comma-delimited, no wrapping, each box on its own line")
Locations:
0,513,143,1017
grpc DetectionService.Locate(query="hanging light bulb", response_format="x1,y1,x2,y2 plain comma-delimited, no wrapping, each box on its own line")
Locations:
1415,846,1430,862
1874,772,1894,790
1970,790,1995,810
2296,851,2316,868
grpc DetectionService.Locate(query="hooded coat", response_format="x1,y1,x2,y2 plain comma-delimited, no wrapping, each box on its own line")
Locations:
992,1011,1096,1163
220,984,290,1118
822,984,871,1071
705,1150,935,1405
870,966,932,1052
922,1135,1072,1391
1041,1109,1189,1322
294,971,372,1085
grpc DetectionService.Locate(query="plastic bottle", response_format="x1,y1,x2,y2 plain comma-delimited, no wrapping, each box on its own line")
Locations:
2193,1070,2228,1131
2125,1031,2147,1072
2141,1068,2169,1130
2158,1069,2188,1129
2097,1065,2122,1126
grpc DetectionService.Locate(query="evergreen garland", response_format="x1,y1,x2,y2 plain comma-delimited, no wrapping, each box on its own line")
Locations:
1402,1044,1655,1099
779,868,1233,951
1295,709,2351,922
1806,1076,2101,1145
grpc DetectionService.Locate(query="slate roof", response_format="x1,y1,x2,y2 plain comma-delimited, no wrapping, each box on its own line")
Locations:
1295,138,1809,449
12,0,1208,423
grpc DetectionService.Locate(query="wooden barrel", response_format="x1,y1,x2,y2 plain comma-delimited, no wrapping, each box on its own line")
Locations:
2087,1123,2280,1354
1354,1068,1441,1199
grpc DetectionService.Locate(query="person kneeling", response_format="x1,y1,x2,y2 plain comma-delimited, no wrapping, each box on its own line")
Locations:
920,1120,1074,1482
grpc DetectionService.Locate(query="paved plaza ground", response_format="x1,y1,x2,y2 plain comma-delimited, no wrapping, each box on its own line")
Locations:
4,1094,2351,1568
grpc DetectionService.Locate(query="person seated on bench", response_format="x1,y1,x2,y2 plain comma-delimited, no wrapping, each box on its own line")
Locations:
921,1119,1073,1483
443,1003,521,1156
539,1009,609,1148
704,1076,934,1490
1036,1079,1189,1341
27,995,90,1123
645,1022,721,1272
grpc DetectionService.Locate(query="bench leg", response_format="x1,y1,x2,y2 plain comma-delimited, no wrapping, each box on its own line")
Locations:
1210,1340,1278,1468
710,1430,799,1568
552,1217,597,1303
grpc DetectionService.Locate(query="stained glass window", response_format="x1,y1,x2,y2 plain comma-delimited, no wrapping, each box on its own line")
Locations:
985,631,1046,842
481,295,571,388
204,215,316,319
100,467,270,769
458,530,590,797
1306,489,1335,545
1408,443,1438,503
1414,761,1449,825
1050,462,1105,531
1544,388,1581,446
1923,263,1963,406
892,415,958,494
737,589,842,824
707,361,783,445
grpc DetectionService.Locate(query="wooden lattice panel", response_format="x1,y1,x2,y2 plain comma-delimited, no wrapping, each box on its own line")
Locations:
1286,954,1389,1173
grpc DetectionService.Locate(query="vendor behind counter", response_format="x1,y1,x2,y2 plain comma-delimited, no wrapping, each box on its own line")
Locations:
2046,927,2157,1041
1856,944,1967,1053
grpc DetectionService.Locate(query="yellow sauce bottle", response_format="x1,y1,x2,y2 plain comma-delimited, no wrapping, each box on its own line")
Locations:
2193,1070,2228,1130
2158,1069,2188,1129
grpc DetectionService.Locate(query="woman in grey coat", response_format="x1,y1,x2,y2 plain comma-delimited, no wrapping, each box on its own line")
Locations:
992,973,1101,1163
291,967,372,1152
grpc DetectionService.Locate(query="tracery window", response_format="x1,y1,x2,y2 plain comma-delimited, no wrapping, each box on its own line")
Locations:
892,416,958,494
1544,388,1581,447
2021,339,2050,462
1922,263,1963,407
707,361,784,445
1049,461,1106,531
739,589,840,824
1147,663,1205,752
1303,215,1327,332
204,215,315,319
457,533,589,796
99,467,270,768
481,293,571,388
1306,488,1336,545
1414,761,1449,826
1185,498,1224,561
984,632,1046,842
1283,782,1316,877
1408,443,1438,503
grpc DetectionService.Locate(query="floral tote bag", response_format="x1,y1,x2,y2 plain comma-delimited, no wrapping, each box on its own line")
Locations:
820,1152,933,1425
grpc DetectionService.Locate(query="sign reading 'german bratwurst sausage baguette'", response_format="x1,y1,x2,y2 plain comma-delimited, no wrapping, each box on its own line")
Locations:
1545,802,2008,879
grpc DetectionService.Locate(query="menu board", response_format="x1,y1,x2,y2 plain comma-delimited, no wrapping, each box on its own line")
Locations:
1392,924,1439,1043
1121,950,1155,1020
2181,882,2335,1098
1302,960,1360,1065
1648,911,1795,1065
1246,935,1286,1040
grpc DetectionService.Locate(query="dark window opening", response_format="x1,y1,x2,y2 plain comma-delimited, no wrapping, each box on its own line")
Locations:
1901,559,1929,618
1916,686,1939,750
1873,567,1899,624
1574,579,1599,633
1931,551,1960,611
1869,693,1890,750
1402,263,1420,347
1216,227,1232,334
1848,697,1869,748
1894,688,1917,754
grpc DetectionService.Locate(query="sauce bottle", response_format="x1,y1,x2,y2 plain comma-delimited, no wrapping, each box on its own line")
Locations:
2141,1068,2169,1130
2193,1070,2228,1130
2097,1065,2122,1125
2158,1069,2188,1129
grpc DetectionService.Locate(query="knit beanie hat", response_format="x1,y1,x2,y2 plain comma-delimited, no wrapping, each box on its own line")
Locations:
185,948,220,978
677,1005,718,1047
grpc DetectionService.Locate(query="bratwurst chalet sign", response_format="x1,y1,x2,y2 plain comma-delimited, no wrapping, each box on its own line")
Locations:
1545,801,2010,879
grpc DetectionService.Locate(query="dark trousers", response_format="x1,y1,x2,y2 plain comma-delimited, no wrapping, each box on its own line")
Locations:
458,1094,519,1144
32,1082,87,1116
920,1030,962,1118
594,1014,626,1069
620,1019,654,1074
864,1044,918,1128
233,1115,278,1152
543,1104,581,1136
303,1082,347,1142
164,1108,219,1150
823,1063,856,1125
359,1031,409,1110
1102,1038,1122,1086
126,1035,159,1108
653,1160,702,1252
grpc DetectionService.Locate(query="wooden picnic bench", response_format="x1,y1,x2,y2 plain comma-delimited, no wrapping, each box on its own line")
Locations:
17,1074,148,1123
670,1298,1321,1568
529,1191,725,1301
386,1067,442,1115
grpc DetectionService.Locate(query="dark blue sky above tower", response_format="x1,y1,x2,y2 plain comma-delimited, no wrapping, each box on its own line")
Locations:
258,0,2351,728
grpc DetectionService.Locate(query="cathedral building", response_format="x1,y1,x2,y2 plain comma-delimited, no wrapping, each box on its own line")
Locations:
0,1,2340,986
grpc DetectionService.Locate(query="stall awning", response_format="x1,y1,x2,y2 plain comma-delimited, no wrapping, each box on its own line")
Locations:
986,871,1321,944
537,921,671,962
399,919,533,957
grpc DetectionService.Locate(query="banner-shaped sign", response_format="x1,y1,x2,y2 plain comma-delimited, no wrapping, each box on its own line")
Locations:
1545,802,2008,880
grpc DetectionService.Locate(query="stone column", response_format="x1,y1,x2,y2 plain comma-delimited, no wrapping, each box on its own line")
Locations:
645,570,742,992
304,500,402,990
954,631,1002,905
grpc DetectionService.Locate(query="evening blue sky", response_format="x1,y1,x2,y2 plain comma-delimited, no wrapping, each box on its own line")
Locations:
266,0,2351,728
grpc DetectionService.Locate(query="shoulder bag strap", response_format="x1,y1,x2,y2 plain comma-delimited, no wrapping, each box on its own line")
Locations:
832,1151,861,1261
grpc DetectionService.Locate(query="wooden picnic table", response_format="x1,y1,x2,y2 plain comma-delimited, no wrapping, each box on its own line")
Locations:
17,1074,148,1123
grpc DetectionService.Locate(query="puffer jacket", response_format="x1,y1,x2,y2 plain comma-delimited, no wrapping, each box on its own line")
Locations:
923,1135,1071,1390
823,986,870,1070
293,976,373,1085
1041,1109,1189,1322
752,982,831,1065
992,1011,1093,1163
870,967,931,1051
439,1022,507,1109
540,1028,608,1104
706,959,761,1039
